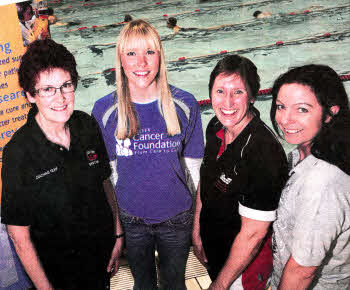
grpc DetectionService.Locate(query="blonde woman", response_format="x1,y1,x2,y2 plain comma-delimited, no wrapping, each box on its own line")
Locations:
92,19,204,289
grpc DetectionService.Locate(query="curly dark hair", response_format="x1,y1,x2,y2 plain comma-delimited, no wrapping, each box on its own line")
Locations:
270,64,350,174
208,54,260,100
18,38,79,97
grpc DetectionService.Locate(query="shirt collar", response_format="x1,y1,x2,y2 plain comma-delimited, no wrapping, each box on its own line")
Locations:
216,127,225,140
26,107,49,144
288,148,319,176
215,115,259,143
26,107,77,147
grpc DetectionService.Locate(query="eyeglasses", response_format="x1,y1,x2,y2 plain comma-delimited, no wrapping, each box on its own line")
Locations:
35,81,75,98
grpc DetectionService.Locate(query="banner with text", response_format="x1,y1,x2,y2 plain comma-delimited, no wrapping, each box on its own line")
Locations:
0,0,50,199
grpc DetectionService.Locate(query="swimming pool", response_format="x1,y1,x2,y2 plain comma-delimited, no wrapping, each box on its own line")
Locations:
50,0,350,151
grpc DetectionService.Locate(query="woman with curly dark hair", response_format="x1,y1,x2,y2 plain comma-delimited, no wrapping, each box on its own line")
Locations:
1,39,122,290
269,64,350,289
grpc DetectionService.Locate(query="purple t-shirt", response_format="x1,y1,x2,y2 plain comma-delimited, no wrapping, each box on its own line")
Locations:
92,85,204,223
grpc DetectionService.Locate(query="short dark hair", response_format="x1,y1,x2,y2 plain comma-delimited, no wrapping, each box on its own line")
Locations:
124,14,132,22
18,38,79,97
270,64,350,174
16,1,33,21
167,17,177,27
208,54,260,100
47,7,54,15
253,10,262,18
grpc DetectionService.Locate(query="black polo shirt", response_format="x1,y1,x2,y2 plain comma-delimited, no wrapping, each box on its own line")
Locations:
200,112,288,239
1,107,114,284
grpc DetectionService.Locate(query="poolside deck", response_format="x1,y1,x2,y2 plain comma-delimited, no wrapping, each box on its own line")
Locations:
110,247,212,289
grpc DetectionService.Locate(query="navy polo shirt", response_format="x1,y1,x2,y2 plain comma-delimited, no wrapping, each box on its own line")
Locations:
200,113,288,239
1,107,114,281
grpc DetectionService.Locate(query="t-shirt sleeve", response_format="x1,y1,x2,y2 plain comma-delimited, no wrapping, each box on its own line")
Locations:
291,171,348,267
238,134,288,222
1,143,33,226
182,98,204,159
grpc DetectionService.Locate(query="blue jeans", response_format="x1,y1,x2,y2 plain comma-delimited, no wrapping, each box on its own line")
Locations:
120,209,193,290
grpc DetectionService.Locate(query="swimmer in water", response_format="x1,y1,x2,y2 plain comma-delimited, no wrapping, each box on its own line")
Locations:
166,17,199,34
47,7,58,25
253,10,272,18
47,8,82,27
167,17,181,33
124,14,133,22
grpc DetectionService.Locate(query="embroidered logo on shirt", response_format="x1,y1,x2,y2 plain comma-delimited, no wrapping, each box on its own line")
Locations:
86,150,98,161
86,150,100,166
35,167,58,180
219,173,232,184
215,173,232,192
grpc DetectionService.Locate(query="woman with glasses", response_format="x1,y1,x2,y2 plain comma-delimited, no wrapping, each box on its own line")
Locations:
1,39,122,289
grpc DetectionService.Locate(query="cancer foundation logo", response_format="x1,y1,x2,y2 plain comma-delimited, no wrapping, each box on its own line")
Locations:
116,138,133,156
115,128,181,156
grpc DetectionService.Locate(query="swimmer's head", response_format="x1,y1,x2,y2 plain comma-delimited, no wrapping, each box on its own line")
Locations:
253,10,262,18
167,17,177,28
124,14,132,22
47,7,54,16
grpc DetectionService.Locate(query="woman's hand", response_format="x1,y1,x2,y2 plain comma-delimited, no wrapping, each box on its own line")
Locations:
208,280,226,290
107,237,124,277
192,183,208,267
192,233,208,267
212,217,271,288
278,255,317,290
8,225,54,290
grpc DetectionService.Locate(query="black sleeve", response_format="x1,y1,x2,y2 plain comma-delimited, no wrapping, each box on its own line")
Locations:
237,133,288,213
1,142,33,226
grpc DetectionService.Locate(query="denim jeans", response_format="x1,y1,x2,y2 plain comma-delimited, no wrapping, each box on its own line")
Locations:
120,209,193,290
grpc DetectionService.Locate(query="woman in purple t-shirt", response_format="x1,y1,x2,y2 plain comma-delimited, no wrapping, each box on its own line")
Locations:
92,19,204,289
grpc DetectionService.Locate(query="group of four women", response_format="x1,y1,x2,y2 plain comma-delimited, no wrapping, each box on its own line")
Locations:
1,19,350,290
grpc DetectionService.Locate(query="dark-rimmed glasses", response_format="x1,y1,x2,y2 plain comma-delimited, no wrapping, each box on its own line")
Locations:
35,81,75,98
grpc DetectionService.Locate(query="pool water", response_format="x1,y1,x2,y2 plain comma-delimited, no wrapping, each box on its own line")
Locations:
50,0,350,152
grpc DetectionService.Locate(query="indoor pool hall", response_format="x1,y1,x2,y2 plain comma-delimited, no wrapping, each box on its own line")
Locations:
3,0,350,288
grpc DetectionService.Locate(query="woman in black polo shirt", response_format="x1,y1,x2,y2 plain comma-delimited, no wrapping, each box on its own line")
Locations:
192,55,288,289
1,39,123,289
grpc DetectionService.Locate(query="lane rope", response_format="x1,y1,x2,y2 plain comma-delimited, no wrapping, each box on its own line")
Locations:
197,74,350,106
169,30,350,62
82,30,350,76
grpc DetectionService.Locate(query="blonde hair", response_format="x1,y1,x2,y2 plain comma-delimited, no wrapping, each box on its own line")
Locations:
115,19,180,139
